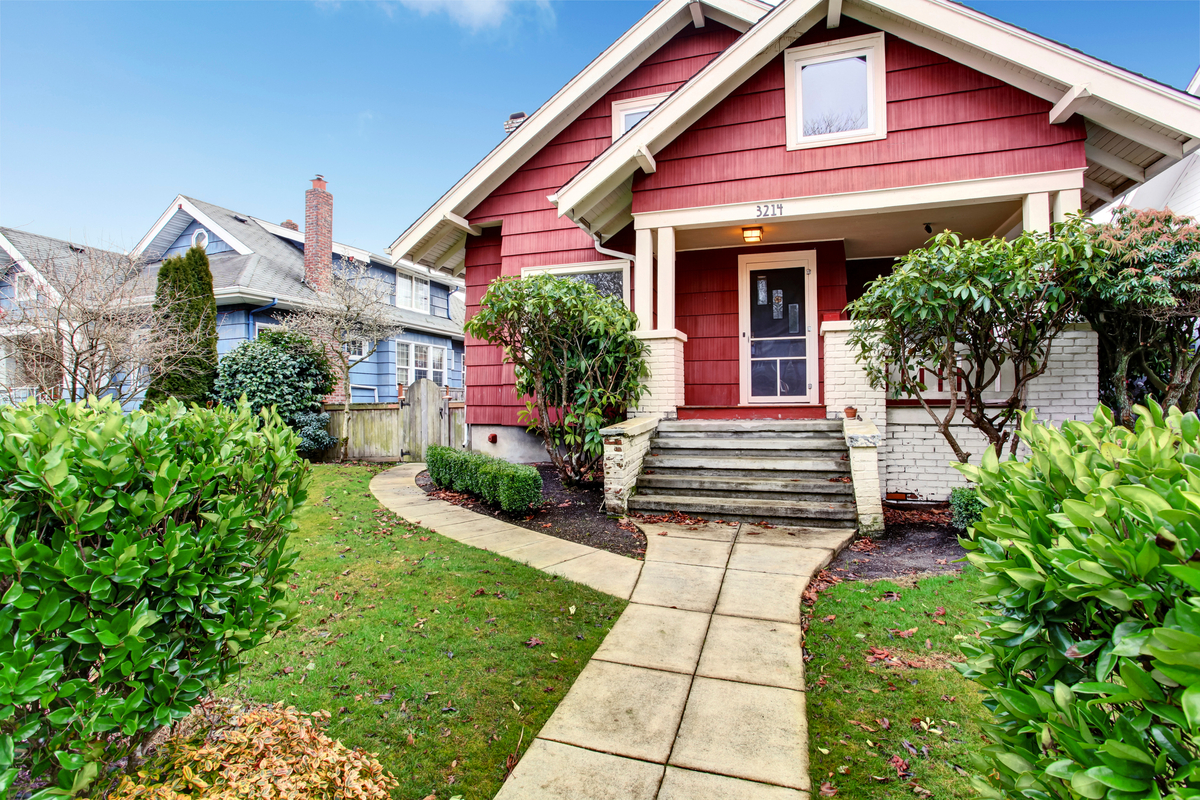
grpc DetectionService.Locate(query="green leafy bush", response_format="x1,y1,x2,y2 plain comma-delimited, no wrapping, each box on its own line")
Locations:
949,486,985,531
144,246,219,407
212,329,337,455
426,445,541,514
463,274,647,484
956,400,1200,800
0,397,307,798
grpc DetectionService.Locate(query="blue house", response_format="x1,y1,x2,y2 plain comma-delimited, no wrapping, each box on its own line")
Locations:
130,180,465,404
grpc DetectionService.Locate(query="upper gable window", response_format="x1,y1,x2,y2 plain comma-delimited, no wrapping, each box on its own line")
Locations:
611,93,670,141
12,271,35,302
784,33,887,150
396,273,430,313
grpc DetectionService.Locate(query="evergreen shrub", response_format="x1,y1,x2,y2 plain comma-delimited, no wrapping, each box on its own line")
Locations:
956,401,1200,800
426,445,542,514
0,397,306,797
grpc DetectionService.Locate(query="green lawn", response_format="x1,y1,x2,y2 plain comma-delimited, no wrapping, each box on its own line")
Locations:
221,462,626,800
805,568,988,799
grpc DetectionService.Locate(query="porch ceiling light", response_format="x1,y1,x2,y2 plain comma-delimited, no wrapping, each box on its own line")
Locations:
742,226,763,244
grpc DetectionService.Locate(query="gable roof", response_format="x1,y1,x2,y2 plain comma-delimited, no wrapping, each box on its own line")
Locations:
554,0,1200,225
387,0,772,274
393,0,1200,271
0,227,127,302
132,195,464,340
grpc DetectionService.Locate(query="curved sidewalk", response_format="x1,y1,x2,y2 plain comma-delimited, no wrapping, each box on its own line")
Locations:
369,463,642,598
369,464,856,800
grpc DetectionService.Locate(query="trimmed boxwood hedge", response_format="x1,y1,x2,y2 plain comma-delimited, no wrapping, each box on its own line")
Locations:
949,485,985,531
426,446,542,515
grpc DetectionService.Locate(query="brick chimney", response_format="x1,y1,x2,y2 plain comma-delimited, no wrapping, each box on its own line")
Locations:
304,175,332,291
503,112,527,135
281,219,299,231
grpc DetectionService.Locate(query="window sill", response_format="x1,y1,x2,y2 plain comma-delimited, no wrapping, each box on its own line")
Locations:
786,129,886,151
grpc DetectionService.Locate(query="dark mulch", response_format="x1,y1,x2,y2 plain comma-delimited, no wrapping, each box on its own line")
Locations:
415,463,647,559
826,505,967,580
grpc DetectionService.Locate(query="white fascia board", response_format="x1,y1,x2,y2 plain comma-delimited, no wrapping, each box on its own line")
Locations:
556,0,825,219
631,168,1084,230
0,231,63,303
132,196,253,258
387,0,770,265
854,0,1200,140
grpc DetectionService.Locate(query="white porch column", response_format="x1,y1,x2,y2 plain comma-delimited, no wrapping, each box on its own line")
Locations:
634,228,654,331
656,226,675,331
1052,189,1082,224
1023,192,1051,233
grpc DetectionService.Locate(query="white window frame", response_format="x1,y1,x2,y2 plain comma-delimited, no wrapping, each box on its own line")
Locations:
611,92,671,141
191,228,209,249
412,342,447,386
396,340,412,387
520,260,631,308
12,271,35,302
395,273,431,313
342,339,369,359
253,320,280,338
784,32,887,151
349,384,378,403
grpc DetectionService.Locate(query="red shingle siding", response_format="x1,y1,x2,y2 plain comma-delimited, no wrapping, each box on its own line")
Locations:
463,22,741,426
632,19,1087,213
676,241,846,408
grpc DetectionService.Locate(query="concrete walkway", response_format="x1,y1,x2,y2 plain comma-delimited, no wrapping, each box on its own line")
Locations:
369,463,643,598
368,464,856,800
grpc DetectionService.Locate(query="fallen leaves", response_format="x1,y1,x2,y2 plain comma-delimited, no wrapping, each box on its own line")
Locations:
819,781,838,796
524,636,543,648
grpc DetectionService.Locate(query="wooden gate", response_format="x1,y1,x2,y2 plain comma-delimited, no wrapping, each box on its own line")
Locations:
404,378,449,461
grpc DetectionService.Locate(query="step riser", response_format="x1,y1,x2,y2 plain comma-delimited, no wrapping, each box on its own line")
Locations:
643,457,849,473
650,438,847,450
637,476,854,496
627,496,856,520
648,448,848,460
627,501,856,529
658,420,843,434
643,466,850,480
654,430,846,441
637,487,852,503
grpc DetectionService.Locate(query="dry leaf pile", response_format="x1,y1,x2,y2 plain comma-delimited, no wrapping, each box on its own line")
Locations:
109,701,398,800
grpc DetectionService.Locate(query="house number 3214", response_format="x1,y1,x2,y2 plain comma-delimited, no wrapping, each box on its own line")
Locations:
755,203,783,218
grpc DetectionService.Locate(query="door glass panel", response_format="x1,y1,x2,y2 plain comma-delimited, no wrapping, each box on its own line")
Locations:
748,266,808,401
751,361,778,398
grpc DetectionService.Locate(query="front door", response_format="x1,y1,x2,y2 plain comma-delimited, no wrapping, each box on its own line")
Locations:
738,250,818,404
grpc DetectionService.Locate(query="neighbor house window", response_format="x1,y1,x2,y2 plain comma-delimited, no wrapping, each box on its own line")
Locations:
396,274,431,312
784,33,886,151
520,260,630,306
12,271,34,302
342,339,368,358
413,344,446,386
396,341,411,386
191,228,209,249
611,93,670,141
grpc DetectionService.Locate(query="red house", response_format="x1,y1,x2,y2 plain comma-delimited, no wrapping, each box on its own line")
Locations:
390,0,1200,518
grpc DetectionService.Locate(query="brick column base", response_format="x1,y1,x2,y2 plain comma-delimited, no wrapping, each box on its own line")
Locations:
600,416,660,513
632,329,687,419
844,416,885,534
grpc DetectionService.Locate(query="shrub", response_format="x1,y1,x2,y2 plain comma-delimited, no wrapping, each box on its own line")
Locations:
463,274,648,484
108,700,398,800
955,400,1200,800
144,246,219,407
0,397,306,797
212,329,337,455
949,486,984,531
426,445,542,514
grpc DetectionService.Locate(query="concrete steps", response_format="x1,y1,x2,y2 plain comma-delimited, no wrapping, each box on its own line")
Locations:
628,419,857,529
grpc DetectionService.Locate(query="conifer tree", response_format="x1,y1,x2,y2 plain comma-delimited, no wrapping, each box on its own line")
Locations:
144,245,219,406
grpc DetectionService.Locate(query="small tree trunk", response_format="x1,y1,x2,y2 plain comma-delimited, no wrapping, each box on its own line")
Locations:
340,363,352,462
1112,350,1134,428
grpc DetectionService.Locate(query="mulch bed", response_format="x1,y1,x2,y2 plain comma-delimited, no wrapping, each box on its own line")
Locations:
415,464,647,559
824,505,967,581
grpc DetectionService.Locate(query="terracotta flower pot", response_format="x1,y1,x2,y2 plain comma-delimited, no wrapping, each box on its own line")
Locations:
844,406,858,419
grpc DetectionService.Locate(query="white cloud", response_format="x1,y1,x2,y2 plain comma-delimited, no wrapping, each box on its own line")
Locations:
394,0,553,32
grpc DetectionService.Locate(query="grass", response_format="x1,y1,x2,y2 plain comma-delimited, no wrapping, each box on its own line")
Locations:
220,462,627,800
804,568,989,799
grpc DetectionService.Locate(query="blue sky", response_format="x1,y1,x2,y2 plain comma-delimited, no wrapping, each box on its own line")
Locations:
1,0,1196,254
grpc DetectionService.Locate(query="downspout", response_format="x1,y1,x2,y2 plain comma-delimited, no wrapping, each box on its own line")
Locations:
247,298,278,341
589,230,635,261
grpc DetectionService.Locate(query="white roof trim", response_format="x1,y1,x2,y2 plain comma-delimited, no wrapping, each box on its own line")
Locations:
1189,65,1200,97
387,0,770,268
132,196,253,259
0,230,64,303
556,0,1200,219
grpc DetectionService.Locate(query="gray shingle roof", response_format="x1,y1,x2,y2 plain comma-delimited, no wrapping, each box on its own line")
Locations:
0,227,127,294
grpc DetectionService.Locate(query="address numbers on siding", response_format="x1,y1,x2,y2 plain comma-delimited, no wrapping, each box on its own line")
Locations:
755,203,784,218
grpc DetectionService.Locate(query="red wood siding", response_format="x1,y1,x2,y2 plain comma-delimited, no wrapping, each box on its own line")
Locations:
676,240,846,408
632,18,1087,213
463,23,741,426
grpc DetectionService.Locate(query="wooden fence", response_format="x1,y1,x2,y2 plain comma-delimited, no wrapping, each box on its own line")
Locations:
322,379,466,461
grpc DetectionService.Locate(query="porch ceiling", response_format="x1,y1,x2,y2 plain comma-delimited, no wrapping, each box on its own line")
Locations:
673,199,1021,259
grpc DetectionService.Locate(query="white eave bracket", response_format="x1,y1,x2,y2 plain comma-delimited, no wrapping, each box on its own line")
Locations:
635,145,657,174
